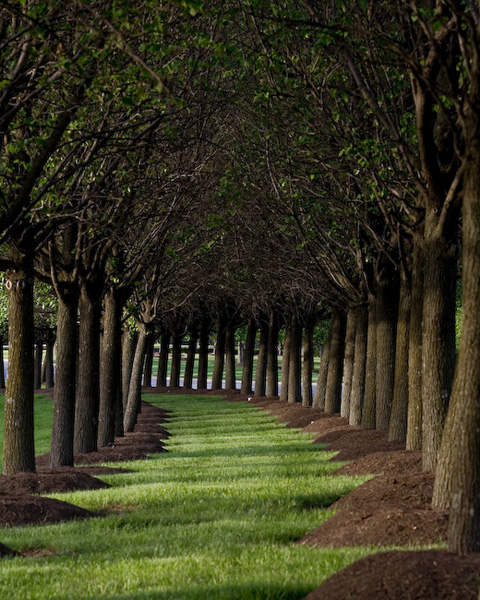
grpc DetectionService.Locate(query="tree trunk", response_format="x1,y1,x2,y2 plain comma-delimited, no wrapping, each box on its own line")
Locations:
211,320,226,391
44,339,54,389
349,305,368,426
3,254,35,474
74,285,101,454
325,309,347,414
254,319,268,397
375,270,399,430
279,325,291,402
421,231,457,470
34,342,43,390
237,341,245,366
266,312,279,397
389,266,412,442
432,148,480,553
123,324,149,432
156,331,170,388
50,289,78,467
361,296,377,429
225,324,236,390
122,330,137,411
406,244,424,450
142,335,155,387
312,320,331,409
302,319,314,407
241,318,256,394
183,329,198,390
287,320,302,404
197,319,210,390
341,308,356,418
98,288,123,447
170,333,183,388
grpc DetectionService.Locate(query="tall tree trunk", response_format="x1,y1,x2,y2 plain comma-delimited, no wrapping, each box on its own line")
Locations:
122,330,137,411
44,339,54,389
389,266,412,442
341,308,356,418
98,288,123,447
183,328,198,390
361,295,377,429
432,149,480,553
312,320,332,409
123,324,149,432
225,324,236,390
74,285,101,454
254,319,268,397
211,320,226,390
170,333,183,388
302,319,314,407
267,312,279,397
406,244,424,450
325,309,347,414
156,331,170,388
241,318,256,394
237,341,245,365
50,289,78,467
279,325,291,402
197,319,210,390
287,319,302,404
349,305,368,426
375,270,399,431
421,231,457,470
34,342,43,390
3,254,35,474
142,335,155,387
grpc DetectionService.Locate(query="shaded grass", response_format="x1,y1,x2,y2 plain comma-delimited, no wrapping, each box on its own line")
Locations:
0,393,374,600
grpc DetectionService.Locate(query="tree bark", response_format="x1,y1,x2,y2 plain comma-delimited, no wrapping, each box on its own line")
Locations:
406,244,424,450
170,332,183,388
50,288,78,467
122,330,137,411
421,231,457,470
279,325,291,402
142,335,155,387
34,342,43,390
302,318,314,407
3,254,35,474
74,285,101,454
183,328,197,390
98,288,123,447
287,319,302,404
312,320,331,409
241,318,256,394
211,320,226,390
349,304,368,426
341,308,356,418
389,265,412,442
432,147,480,553
266,312,279,397
254,319,268,397
123,324,149,432
225,323,236,390
375,269,399,431
0,335,5,389
197,318,210,390
44,339,55,389
325,309,347,414
156,331,170,388
361,296,377,429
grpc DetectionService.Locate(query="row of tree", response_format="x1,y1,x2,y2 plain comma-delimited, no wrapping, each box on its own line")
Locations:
0,0,479,554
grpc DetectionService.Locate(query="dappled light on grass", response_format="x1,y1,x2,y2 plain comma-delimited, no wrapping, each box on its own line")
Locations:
0,394,371,599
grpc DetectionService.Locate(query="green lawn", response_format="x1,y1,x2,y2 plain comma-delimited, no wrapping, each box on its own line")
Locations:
0,393,373,600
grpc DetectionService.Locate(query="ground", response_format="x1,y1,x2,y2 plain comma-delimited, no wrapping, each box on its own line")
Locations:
1,389,479,598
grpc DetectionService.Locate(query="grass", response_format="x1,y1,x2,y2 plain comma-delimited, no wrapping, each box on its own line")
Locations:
0,393,374,600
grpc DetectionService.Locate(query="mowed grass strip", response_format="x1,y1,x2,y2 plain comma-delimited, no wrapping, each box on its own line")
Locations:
0,394,373,600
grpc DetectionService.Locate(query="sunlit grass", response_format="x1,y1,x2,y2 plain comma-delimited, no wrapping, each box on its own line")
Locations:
0,393,374,600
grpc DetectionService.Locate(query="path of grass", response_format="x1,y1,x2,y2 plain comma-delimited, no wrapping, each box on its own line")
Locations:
0,394,374,600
